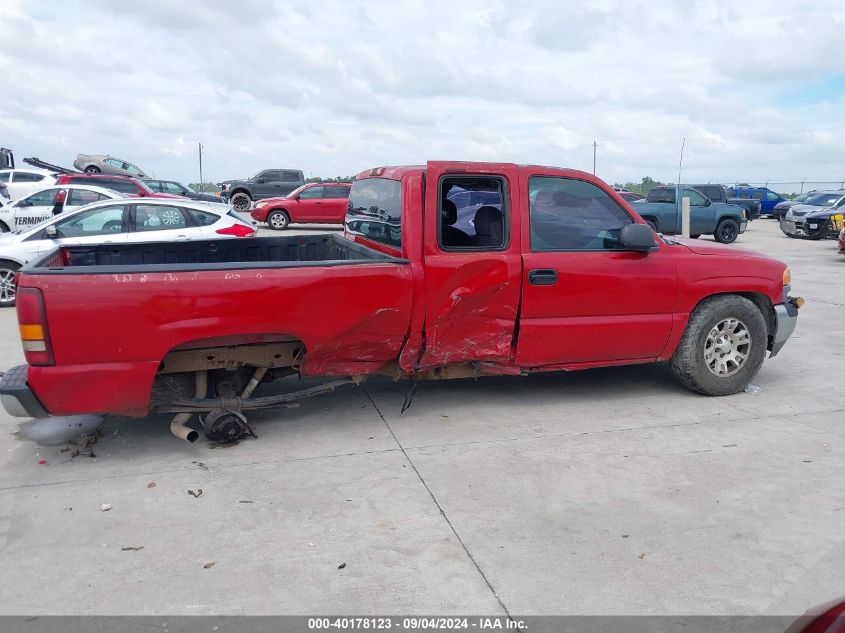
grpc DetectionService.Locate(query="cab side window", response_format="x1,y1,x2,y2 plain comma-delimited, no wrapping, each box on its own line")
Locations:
298,186,324,199
684,189,707,207
68,189,107,205
54,205,125,237
19,189,59,207
529,176,633,251
438,176,508,250
133,205,187,231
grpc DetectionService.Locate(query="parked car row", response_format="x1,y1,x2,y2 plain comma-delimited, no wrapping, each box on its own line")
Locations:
0,148,259,306
0,197,256,306
779,190,845,240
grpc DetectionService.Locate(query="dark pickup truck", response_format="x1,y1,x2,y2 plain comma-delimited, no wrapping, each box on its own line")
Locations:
0,162,801,447
693,184,761,220
219,169,305,211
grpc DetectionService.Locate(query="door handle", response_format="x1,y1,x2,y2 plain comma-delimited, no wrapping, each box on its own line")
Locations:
528,269,558,285
175,235,190,241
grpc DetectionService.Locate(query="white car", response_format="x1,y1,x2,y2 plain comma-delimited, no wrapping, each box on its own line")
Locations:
0,184,124,233
0,197,257,306
0,169,57,201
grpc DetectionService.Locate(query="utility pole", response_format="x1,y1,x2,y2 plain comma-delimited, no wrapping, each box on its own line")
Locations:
198,142,203,189
592,140,597,175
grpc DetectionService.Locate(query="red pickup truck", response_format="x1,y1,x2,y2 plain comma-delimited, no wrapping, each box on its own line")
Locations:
0,162,802,443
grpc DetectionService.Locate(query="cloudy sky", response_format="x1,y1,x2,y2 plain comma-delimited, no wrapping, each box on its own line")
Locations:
1,0,843,188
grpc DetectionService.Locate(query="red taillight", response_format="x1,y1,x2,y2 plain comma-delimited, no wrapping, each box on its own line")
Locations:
215,224,255,238
16,288,54,366
55,189,67,204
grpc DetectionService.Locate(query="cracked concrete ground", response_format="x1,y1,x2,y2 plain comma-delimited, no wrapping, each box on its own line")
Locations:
0,220,842,616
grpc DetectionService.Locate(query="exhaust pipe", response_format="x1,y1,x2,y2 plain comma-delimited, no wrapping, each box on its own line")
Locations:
169,371,208,443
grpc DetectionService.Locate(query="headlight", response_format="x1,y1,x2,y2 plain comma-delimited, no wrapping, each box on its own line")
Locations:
255,201,267,208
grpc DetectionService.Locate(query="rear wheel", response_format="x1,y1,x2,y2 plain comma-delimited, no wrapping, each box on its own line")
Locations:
645,219,657,231
670,295,767,396
0,260,21,307
84,165,101,174
267,210,290,230
714,218,739,244
230,192,252,211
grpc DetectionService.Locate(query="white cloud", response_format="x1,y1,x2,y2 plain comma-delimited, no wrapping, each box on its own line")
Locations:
0,0,843,188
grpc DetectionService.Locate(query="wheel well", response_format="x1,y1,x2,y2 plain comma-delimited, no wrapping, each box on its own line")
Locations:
0,221,10,233
692,291,775,337
229,188,251,198
641,215,658,229
157,336,306,374
268,207,288,215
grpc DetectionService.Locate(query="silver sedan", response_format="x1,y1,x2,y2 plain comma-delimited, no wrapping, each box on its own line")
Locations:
73,154,148,178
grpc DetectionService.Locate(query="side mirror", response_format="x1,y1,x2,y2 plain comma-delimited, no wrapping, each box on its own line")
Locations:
294,195,301,201
256,178,265,184
705,198,712,206
620,223,658,252
45,224,58,238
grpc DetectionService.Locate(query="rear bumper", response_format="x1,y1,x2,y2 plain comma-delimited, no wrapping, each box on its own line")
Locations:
770,297,801,357
0,365,49,418
739,220,748,234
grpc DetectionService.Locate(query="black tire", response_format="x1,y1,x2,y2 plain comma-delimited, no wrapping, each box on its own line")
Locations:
645,219,658,231
267,210,290,230
714,218,739,244
782,230,801,239
0,221,10,233
0,259,20,307
84,165,101,174
670,295,767,396
230,191,252,211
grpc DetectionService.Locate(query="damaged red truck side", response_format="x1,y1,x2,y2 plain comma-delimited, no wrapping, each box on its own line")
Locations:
1,162,802,441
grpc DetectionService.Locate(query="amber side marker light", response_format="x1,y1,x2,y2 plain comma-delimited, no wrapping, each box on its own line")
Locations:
783,267,791,285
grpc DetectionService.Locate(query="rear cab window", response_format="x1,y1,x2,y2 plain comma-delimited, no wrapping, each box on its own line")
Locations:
346,178,402,250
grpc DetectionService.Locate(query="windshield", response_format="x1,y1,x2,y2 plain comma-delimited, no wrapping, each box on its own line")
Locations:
805,193,844,207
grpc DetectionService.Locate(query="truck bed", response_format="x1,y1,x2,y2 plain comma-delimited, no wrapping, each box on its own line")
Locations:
15,232,414,417
26,233,402,273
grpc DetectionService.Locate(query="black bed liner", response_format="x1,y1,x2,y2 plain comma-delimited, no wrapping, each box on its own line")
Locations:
24,233,407,275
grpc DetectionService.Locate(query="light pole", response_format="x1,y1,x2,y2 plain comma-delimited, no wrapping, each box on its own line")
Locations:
198,142,203,189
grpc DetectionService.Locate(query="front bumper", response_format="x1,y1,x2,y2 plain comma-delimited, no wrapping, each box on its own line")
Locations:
770,295,802,357
781,215,840,238
0,364,49,418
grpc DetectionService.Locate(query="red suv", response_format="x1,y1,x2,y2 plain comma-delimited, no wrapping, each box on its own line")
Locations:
250,182,351,230
55,174,182,199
